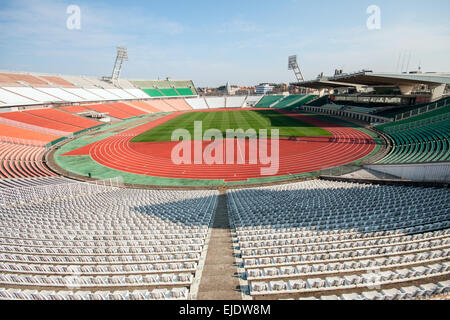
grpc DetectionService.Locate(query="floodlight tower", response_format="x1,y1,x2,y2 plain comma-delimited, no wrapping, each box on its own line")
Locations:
288,55,306,94
288,55,305,83
111,46,128,83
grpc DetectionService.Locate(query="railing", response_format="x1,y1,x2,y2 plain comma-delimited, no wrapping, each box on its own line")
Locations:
383,112,450,134
395,97,450,121
299,105,392,124
0,177,123,207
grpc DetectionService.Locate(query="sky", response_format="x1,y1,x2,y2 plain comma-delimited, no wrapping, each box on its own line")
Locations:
0,0,449,87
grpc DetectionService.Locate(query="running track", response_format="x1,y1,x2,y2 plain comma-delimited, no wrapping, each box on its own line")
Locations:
62,110,376,182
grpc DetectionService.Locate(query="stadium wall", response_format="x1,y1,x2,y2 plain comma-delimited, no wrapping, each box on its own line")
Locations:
365,162,450,183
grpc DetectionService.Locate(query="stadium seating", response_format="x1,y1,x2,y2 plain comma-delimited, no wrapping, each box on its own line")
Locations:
228,180,450,299
85,89,122,100
0,186,218,300
0,88,38,105
131,80,197,96
25,108,100,130
106,103,147,117
0,177,71,189
59,106,92,114
255,95,284,108
0,143,55,179
226,96,246,108
271,95,306,109
3,87,63,103
376,106,450,164
377,106,450,131
63,88,106,101
0,112,83,133
0,74,23,87
0,123,61,146
296,94,318,106
0,288,193,300
0,72,199,108
300,282,449,300
126,101,159,114
376,97,450,119
60,75,97,88
37,88,87,102
185,98,209,110
83,77,117,89
83,104,137,120
144,100,176,112
39,76,75,87
176,88,195,96
377,120,449,164
116,79,137,89
105,89,137,100
0,73,50,87
160,89,180,97
142,89,164,97
272,95,318,109
163,99,193,111
124,89,150,99
245,96,263,107
205,97,226,109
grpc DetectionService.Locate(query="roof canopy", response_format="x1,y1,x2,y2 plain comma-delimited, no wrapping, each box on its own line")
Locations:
292,71,450,89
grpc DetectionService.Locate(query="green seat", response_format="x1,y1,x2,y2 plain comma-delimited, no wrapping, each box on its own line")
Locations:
377,118,450,164
176,88,195,96
142,89,164,97
255,96,284,108
160,88,179,97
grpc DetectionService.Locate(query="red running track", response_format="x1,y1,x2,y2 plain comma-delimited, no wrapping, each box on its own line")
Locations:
63,111,376,182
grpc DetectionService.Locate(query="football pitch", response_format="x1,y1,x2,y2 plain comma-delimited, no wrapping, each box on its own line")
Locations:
131,110,332,142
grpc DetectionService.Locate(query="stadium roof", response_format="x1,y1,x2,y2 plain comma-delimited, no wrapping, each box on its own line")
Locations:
293,71,450,89
328,71,450,86
291,79,358,90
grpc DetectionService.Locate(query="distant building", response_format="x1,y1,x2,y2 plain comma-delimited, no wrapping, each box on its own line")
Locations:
255,83,274,95
217,82,241,95
225,81,232,95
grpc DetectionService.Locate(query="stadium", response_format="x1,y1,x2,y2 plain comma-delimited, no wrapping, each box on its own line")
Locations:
0,0,449,303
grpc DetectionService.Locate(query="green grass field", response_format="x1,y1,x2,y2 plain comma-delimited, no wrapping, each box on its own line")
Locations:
131,110,331,142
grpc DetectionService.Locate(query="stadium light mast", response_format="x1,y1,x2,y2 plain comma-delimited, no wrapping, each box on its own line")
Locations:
110,46,128,83
289,55,307,94
288,55,305,83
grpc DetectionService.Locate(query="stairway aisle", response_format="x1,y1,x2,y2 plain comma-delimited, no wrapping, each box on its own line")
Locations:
196,190,242,300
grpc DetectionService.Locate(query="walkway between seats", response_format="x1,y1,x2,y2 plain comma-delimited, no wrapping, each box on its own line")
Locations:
196,190,242,300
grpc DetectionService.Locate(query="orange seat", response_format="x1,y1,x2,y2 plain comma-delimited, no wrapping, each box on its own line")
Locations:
0,123,60,145
26,108,100,129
